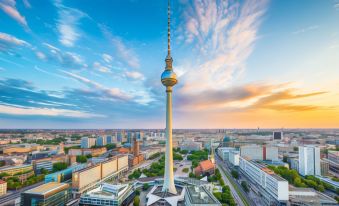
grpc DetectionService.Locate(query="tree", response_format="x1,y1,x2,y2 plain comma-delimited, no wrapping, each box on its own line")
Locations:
53,162,68,172
282,155,288,163
135,190,140,196
143,183,150,191
231,170,239,179
241,181,249,193
213,192,222,202
133,196,140,206
105,143,116,150
40,168,49,175
182,168,189,173
219,178,225,186
76,155,87,163
0,172,10,179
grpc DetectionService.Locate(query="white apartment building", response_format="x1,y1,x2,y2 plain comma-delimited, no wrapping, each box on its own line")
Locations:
217,147,236,161
229,151,240,166
298,145,321,176
240,145,278,161
81,137,96,149
239,156,289,203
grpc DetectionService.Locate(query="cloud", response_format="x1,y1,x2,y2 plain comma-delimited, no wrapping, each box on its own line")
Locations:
54,1,87,47
0,32,30,51
248,89,328,111
93,61,111,73
292,25,319,35
0,78,155,121
0,104,102,118
176,82,329,113
0,0,29,29
178,0,268,94
61,70,132,101
125,71,144,80
22,0,31,8
100,25,140,69
36,43,85,68
102,53,112,63
0,78,103,118
335,3,339,10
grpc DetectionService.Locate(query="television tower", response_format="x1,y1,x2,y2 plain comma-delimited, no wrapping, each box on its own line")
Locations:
161,0,177,194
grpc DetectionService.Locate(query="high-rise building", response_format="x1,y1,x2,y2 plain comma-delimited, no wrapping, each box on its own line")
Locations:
161,0,178,194
96,136,106,146
298,145,321,176
81,137,96,149
106,136,113,144
116,132,122,142
273,131,283,140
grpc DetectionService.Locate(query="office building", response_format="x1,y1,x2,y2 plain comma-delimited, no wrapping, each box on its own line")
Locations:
21,182,71,206
81,137,96,149
79,183,134,206
320,160,330,176
229,151,240,166
96,136,106,146
0,164,33,176
45,164,87,183
273,131,283,140
298,145,321,176
72,155,128,194
0,180,7,196
289,187,337,205
239,156,289,204
240,145,278,161
68,147,107,157
217,147,236,161
180,140,202,152
328,150,339,164
185,185,221,206
106,136,113,144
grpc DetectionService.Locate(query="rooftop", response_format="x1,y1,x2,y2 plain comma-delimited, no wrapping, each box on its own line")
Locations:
200,160,214,171
186,186,220,205
82,183,132,200
24,182,69,197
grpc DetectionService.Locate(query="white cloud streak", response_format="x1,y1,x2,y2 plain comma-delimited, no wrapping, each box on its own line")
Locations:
0,104,103,118
61,70,132,101
179,0,268,94
0,0,29,29
54,1,87,47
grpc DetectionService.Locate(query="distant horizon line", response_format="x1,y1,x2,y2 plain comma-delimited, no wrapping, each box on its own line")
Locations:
0,128,338,130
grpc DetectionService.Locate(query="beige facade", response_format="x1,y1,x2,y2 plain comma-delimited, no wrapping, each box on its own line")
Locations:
0,180,7,196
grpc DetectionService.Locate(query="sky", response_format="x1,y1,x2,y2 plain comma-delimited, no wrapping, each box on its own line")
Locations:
0,0,339,129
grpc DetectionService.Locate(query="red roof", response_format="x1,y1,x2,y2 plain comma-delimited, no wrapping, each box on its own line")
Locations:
0,180,6,184
196,160,215,172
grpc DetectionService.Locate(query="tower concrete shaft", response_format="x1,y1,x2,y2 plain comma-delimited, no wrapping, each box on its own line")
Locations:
161,0,177,194
162,86,176,194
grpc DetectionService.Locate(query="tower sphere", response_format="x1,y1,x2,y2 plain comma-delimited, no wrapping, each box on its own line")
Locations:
161,69,177,87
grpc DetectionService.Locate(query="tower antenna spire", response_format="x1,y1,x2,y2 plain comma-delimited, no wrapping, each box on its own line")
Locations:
165,0,172,70
167,0,171,56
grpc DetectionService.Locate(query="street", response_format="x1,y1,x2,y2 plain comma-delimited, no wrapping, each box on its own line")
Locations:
216,154,255,206
0,181,45,206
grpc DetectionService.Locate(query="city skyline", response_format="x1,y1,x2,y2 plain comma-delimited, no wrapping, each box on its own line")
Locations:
1,0,339,129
